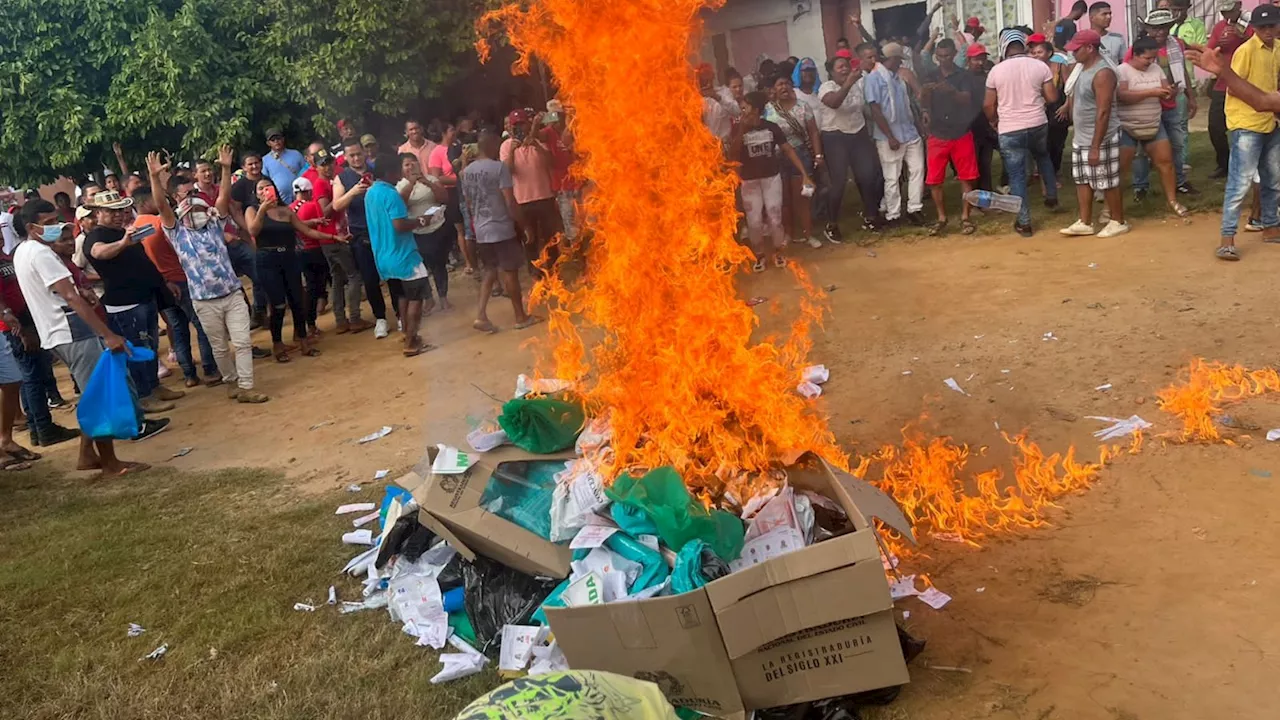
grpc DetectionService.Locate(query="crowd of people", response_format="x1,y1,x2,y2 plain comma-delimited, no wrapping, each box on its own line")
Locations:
700,0,1238,263
0,108,581,475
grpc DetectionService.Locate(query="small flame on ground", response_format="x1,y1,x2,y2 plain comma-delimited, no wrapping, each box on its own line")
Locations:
1157,358,1280,442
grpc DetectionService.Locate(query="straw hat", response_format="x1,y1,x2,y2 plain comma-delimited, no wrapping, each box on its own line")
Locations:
86,190,133,210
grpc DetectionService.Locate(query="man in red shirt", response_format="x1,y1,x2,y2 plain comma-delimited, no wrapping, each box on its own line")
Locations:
291,177,339,337
136,188,218,388
1207,0,1250,178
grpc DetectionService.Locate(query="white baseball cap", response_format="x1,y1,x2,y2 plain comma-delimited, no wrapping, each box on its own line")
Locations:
291,177,313,194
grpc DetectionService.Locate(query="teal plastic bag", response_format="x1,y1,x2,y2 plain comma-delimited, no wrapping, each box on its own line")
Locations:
531,577,571,625
479,460,568,540
611,502,658,537
671,540,730,594
605,533,669,595
606,467,745,562
498,396,586,453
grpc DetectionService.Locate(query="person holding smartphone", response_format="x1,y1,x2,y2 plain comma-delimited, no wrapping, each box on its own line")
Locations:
84,189,184,415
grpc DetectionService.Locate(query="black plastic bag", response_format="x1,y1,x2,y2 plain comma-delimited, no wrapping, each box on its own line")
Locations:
375,514,432,569
461,556,558,655
435,553,466,593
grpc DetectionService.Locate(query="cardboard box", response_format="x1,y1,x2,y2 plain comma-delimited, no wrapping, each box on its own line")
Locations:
547,457,916,714
546,587,744,716
407,445,576,579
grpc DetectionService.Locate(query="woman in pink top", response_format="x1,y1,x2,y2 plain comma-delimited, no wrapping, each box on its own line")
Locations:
500,109,561,277
426,122,466,259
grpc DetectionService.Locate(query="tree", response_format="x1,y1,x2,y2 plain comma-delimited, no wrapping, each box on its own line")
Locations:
0,0,484,187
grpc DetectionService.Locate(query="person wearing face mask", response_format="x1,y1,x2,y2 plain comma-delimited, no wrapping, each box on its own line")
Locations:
15,200,160,475
146,147,268,403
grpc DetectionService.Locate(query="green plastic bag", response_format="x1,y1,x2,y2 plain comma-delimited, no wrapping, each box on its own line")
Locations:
671,540,730,594
498,396,586,453
606,467,745,562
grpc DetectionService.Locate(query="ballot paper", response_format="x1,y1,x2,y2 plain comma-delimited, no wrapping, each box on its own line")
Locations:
943,377,970,396
918,587,952,609
1087,415,1152,441
889,574,921,600
797,381,823,398
358,426,394,443
342,529,374,546
569,524,619,550
352,511,380,528
431,635,487,683
335,502,376,515
499,625,547,671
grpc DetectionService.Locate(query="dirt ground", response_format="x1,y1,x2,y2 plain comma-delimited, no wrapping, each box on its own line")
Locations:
30,203,1280,719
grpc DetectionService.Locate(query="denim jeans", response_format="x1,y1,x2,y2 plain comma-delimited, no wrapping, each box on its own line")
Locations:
7,331,55,436
1132,95,1188,190
997,124,1057,227
225,239,266,314
162,280,217,381
108,301,160,399
1221,128,1280,238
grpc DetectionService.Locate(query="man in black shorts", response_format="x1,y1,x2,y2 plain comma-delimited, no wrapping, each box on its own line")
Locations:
461,129,538,334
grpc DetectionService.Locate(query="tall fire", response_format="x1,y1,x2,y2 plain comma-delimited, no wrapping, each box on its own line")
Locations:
478,0,1128,547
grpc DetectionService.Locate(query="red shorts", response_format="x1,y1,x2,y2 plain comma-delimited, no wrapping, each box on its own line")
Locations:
926,133,979,185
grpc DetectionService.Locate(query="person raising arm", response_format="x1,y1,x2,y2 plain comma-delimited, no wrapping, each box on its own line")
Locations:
1187,43,1280,112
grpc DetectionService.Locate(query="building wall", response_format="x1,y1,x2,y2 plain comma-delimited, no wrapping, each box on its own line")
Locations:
702,0,833,75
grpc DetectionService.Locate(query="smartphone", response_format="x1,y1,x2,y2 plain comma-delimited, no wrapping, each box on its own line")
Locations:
513,126,527,142
361,172,374,185
262,185,278,203
131,223,157,242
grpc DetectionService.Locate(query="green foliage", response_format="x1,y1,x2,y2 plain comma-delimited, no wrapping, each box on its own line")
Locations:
0,0,482,187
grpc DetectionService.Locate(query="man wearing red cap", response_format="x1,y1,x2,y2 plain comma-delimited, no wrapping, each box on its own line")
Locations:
1060,30,1128,239
500,109,561,276
965,44,998,191
964,16,985,44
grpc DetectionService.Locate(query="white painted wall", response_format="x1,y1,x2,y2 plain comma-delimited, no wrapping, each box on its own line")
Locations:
701,0,830,73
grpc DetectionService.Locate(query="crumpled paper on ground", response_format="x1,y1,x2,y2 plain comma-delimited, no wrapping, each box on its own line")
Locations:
1087,415,1152,441
528,640,570,676
431,635,488,684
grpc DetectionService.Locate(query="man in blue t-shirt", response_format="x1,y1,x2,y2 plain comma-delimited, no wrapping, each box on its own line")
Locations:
262,128,307,203
364,157,434,357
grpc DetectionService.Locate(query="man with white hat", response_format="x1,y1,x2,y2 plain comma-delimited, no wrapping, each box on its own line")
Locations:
865,42,926,226
145,148,268,402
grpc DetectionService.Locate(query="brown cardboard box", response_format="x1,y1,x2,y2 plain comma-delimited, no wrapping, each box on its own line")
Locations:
547,456,916,714
407,445,576,579
545,588,744,716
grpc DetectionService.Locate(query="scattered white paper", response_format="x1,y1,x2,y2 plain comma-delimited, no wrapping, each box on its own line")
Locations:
1043,331,1058,341
1088,262,1098,269
352,511,380,528
514,374,574,398
169,447,193,459
431,635,488,684
310,420,334,430
797,381,823,398
529,640,570,676
342,529,374,546
391,572,449,650
1095,383,1112,391
918,587,952,609
293,602,316,612
994,421,1001,431
965,373,976,382
1087,415,1153,441
499,625,545,671
373,469,389,480
327,586,337,605
902,370,913,376
1267,429,1280,442
973,334,985,340
802,364,830,384
976,587,986,593
346,484,361,493
127,623,146,637
141,643,168,661
637,534,660,551
431,444,471,475
889,574,921,599
358,426,394,444
342,546,379,576
569,524,619,549
467,426,509,452
1001,369,1011,374
943,377,970,396
336,502,376,515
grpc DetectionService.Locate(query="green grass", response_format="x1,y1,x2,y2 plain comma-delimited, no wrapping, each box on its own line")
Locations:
826,131,1222,241
0,467,499,720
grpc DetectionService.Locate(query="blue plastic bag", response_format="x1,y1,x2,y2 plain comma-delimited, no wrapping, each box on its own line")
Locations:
76,343,153,440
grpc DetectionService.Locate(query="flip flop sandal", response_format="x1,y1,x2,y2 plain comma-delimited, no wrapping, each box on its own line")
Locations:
301,347,321,357
0,458,32,471
5,447,40,463
773,255,787,268
1216,245,1241,261
927,221,948,236
403,343,436,358
514,316,545,330
473,320,500,334
961,219,977,235
1170,202,1190,218
274,352,291,363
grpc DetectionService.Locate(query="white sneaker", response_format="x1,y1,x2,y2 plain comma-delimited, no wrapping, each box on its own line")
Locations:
1096,220,1131,238
374,319,389,339
397,319,404,333
806,236,823,249
1060,220,1096,236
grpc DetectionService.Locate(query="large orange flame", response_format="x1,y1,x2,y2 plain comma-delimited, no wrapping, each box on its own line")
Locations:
478,0,842,491
1157,358,1280,442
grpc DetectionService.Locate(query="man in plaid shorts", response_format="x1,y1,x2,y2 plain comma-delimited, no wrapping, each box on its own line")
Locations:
1061,30,1130,238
